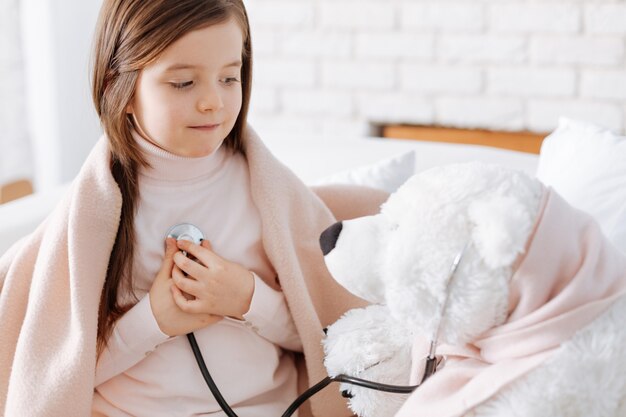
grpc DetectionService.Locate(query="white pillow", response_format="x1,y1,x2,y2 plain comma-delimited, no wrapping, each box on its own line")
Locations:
311,150,415,193
536,118,626,253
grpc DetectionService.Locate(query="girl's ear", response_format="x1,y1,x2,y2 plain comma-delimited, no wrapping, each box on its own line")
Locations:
126,103,133,114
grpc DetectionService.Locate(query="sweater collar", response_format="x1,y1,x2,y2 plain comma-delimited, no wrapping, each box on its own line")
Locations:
132,130,228,183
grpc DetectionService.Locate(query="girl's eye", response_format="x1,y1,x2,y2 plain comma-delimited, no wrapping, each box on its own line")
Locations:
221,77,240,85
170,81,194,89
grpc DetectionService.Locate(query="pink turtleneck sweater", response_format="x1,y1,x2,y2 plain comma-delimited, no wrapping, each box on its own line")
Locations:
92,134,301,416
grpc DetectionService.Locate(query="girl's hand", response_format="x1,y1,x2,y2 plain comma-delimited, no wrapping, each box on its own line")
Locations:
171,239,255,320
149,238,222,336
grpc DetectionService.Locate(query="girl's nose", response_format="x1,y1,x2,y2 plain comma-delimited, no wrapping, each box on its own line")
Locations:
197,86,223,112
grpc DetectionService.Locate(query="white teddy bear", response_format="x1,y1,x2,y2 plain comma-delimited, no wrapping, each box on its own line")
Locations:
320,162,626,417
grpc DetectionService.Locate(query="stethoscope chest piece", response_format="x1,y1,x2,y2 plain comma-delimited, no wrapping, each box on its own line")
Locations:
166,223,204,245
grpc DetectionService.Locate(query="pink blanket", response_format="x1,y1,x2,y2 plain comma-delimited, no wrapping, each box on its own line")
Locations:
397,189,626,417
0,127,386,416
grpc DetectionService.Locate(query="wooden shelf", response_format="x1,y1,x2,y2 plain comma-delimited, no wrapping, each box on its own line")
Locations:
381,125,547,154
0,179,34,204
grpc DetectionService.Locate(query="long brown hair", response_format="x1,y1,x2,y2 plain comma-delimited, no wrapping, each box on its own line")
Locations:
91,0,252,354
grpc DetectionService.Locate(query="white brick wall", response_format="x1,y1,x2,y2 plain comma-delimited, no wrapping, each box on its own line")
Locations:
528,100,623,132
581,70,626,100
322,61,395,90
585,4,626,35
246,0,626,137
249,87,278,114
246,2,315,29
282,90,353,118
488,68,576,97
489,4,580,34
253,58,316,87
531,36,624,66
0,0,32,185
355,33,433,59
439,35,527,64
437,97,525,131
282,32,352,58
356,93,434,124
319,2,395,30
401,65,482,95
401,3,484,32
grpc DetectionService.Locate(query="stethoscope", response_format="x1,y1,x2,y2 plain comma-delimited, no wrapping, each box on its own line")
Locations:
166,223,467,417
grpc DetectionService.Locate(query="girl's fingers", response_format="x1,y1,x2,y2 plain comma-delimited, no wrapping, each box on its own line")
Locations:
173,250,206,278
158,238,177,278
164,237,177,254
176,239,218,267
172,266,202,297
201,239,213,251
171,284,203,314
171,283,188,306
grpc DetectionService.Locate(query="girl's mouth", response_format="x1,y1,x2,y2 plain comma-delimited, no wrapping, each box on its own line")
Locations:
189,124,220,131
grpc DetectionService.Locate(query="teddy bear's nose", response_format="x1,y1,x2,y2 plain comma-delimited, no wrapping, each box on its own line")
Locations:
320,221,343,256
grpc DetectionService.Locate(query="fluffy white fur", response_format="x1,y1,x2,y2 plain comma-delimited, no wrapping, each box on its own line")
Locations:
322,162,543,417
471,296,626,417
323,305,413,417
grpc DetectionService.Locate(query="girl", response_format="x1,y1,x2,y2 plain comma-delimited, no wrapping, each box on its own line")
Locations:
0,0,387,416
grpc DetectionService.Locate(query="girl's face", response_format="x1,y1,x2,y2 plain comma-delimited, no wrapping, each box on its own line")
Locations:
129,18,244,157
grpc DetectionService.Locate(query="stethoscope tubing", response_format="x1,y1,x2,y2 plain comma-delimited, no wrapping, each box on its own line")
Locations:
187,332,419,417
174,222,460,416
187,333,239,417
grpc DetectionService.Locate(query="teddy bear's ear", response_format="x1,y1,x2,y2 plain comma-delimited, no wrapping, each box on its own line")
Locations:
468,195,534,269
